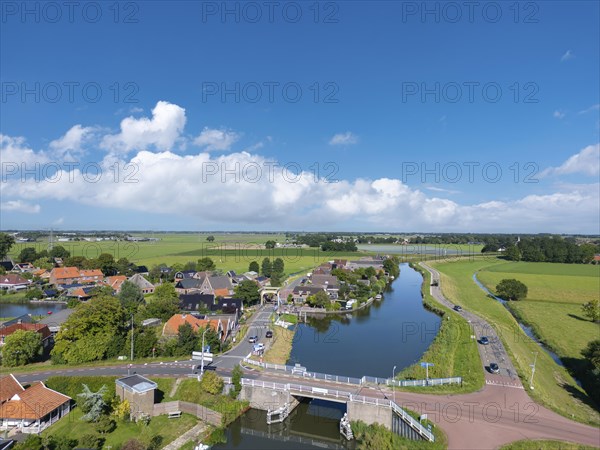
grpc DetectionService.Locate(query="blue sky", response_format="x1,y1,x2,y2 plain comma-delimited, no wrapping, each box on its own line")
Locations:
1,1,599,232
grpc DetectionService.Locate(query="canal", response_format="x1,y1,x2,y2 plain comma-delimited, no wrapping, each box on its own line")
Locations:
216,263,442,448
0,301,66,319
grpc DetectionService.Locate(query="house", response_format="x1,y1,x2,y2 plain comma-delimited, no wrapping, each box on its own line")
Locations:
174,270,197,281
78,269,104,283
133,265,149,275
49,267,81,285
39,308,74,334
243,271,258,280
11,263,35,273
115,375,157,420
200,275,234,297
0,323,52,348
0,315,34,328
105,275,127,293
0,274,31,290
0,374,71,433
33,269,50,280
292,285,327,304
0,260,14,272
162,313,232,341
594,254,600,263
179,293,242,315
128,274,155,294
175,278,203,294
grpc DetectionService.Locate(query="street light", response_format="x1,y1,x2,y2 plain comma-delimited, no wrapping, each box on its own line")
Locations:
200,328,208,376
392,365,397,405
529,351,538,390
420,362,434,384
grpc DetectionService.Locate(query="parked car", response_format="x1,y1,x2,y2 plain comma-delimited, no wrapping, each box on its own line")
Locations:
248,335,258,343
480,336,489,345
489,363,500,374
453,305,462,312
265,330,273,338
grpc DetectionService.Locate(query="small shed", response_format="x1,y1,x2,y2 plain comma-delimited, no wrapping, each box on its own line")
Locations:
115,374,157,419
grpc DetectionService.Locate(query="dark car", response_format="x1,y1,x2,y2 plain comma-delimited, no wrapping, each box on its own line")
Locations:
265,330,273,338
480,336,490,345
248,335,258,343
489,363,500,374
453,305,462,312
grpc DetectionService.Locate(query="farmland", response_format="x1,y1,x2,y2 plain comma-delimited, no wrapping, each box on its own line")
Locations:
431,258,599,425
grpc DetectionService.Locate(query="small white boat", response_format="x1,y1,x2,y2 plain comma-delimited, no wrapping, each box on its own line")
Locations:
375,294,382,300
194,444,211,450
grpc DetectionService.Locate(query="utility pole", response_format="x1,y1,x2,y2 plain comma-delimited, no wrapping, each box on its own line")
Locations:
529,351,538,389
130,314,134,362
392,365,397,405
200,328,208,376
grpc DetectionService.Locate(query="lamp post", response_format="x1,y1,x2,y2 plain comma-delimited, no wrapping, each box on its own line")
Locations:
529,351,538,390
130,314,134,362
420,362,434,385
392,365,397,405
200,328,208,376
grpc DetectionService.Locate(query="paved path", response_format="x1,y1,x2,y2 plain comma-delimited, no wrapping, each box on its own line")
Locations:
162,422,207,450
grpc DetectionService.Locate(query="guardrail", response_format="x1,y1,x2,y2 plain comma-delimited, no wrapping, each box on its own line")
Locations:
242,357,460,388
240,378,434,442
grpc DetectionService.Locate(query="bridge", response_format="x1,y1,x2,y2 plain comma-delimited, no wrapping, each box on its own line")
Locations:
239,378,435,442
259,286,280,304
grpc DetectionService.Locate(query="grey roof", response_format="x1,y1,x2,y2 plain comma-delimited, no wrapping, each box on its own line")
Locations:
116,374,157,394
311,275,339,286
208,275,233,291
39,308,74,326
128,273,155,290
293,286,326,295
176,278,203,289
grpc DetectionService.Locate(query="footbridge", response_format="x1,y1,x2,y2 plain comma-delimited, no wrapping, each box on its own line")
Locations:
239,378,435,442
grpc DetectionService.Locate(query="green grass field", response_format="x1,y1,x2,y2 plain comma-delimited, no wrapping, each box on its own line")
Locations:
8,233,375,274
432,258,599,426
500,440,598,450
477,262,599,304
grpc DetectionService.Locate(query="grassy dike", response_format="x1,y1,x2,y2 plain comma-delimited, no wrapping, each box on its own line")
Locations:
431,258,599,426
394,262,484,393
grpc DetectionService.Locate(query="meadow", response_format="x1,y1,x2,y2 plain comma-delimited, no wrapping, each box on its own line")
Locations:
9,233,368,274
431,258,599,426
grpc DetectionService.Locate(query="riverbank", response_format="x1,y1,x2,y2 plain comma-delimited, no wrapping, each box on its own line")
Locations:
395,263,483,393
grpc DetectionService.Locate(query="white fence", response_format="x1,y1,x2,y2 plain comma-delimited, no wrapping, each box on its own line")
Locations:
242,357,461,388
241,378,434,442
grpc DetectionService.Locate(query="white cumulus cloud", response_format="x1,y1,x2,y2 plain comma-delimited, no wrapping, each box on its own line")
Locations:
193,128,240,151
329,132,358,146
101,101,186,153
541,144,600,177
1,200,41,214
50,125,95,159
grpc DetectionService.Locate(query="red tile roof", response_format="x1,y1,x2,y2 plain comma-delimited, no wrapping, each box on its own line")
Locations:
80,269,104,278
0,379,70,420
162,314,222,336
50,267,80,280
0,374,24,403
0,274,30,286
0,323,51,342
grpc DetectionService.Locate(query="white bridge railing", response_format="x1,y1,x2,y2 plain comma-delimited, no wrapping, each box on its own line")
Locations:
242,356,461,388
241,378,434,442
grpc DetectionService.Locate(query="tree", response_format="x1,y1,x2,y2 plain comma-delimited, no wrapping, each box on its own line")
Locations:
200,370,224,395
183,261,197,271
307,290,329,308
51,296,128,364
272,257,284,275
14,435,42,450
33,257,53,270
113,399,130,421
145,283,179,322
2,330,42,366
206,235,215,242
582,299,600,322
119,280,145,315
18,247,38,263
249,261,259,272
78,384,109,422
0,232,15,260
270,272,282,287
97,253,117,275
504,245,522,261
234,280,260,305
495,279,528,301
197,257,216,271
79,433,105,449
265,240,276,249
177,323,197,356
49,245,71,259
25,287,43,300
261,257,272,277
382,258,400,279
230,364,243,398
95,415,116,434
582,339,600,369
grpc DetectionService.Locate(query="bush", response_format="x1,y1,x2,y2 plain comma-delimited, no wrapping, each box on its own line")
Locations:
230,365,243,399
200,371,224,395
79,433,105,449
95,415,116,433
